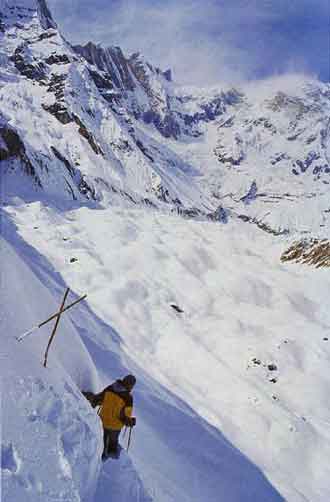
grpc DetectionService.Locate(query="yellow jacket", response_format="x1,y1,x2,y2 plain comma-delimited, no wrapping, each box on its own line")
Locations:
98,380,133,431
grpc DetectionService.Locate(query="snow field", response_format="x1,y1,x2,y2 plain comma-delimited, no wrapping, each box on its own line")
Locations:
1,203,285,502
3,200,330,501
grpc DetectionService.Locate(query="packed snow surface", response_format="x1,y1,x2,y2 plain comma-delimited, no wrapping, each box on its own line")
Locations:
2,199,330,502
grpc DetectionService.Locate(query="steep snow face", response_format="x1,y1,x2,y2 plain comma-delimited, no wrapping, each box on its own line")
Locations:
0,216,102,502
215,77,330,186
215,77,330,234
167,75,330,236
3,199,330,502
2,202,286,502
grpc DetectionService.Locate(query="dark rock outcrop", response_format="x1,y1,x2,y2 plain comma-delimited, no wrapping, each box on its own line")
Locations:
51,146,75,177
72,115,104,156
10,46,47,82
0,125,41,185
281,239,330,268
74,43,135,91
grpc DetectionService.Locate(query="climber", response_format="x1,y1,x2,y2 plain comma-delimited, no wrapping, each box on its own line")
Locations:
83,374,137,460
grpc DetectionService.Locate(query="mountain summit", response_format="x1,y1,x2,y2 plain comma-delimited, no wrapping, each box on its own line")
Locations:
1,0,56,29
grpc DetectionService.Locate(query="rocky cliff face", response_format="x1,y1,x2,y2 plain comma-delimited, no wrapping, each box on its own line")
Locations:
1,0,330,235
0,0,56,29
73,43,237,140
74,42,136,92
0,0,214,209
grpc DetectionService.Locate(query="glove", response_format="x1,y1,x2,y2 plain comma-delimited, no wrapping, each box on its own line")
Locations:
128,417,136,427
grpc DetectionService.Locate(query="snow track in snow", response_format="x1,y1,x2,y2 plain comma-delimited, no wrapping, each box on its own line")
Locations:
96,454,153,502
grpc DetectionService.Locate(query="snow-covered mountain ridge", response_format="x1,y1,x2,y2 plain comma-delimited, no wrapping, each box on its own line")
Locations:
1,0,329,237
0,0,210,209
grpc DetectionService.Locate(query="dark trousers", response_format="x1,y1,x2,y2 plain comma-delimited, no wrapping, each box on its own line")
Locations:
102,428,120,459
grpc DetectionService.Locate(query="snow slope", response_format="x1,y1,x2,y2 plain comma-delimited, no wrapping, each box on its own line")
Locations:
1,213,102,502
1,204,284,502
2,197,330,501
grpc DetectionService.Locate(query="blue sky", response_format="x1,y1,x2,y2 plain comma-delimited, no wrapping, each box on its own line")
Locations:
48,0,329,85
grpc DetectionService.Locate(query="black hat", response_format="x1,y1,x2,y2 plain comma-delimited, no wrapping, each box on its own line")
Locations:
122,374,136,389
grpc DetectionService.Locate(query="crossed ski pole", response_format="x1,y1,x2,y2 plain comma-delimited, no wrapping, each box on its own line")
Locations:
16,291,87,342
43,288,70,368
16,288,87,367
